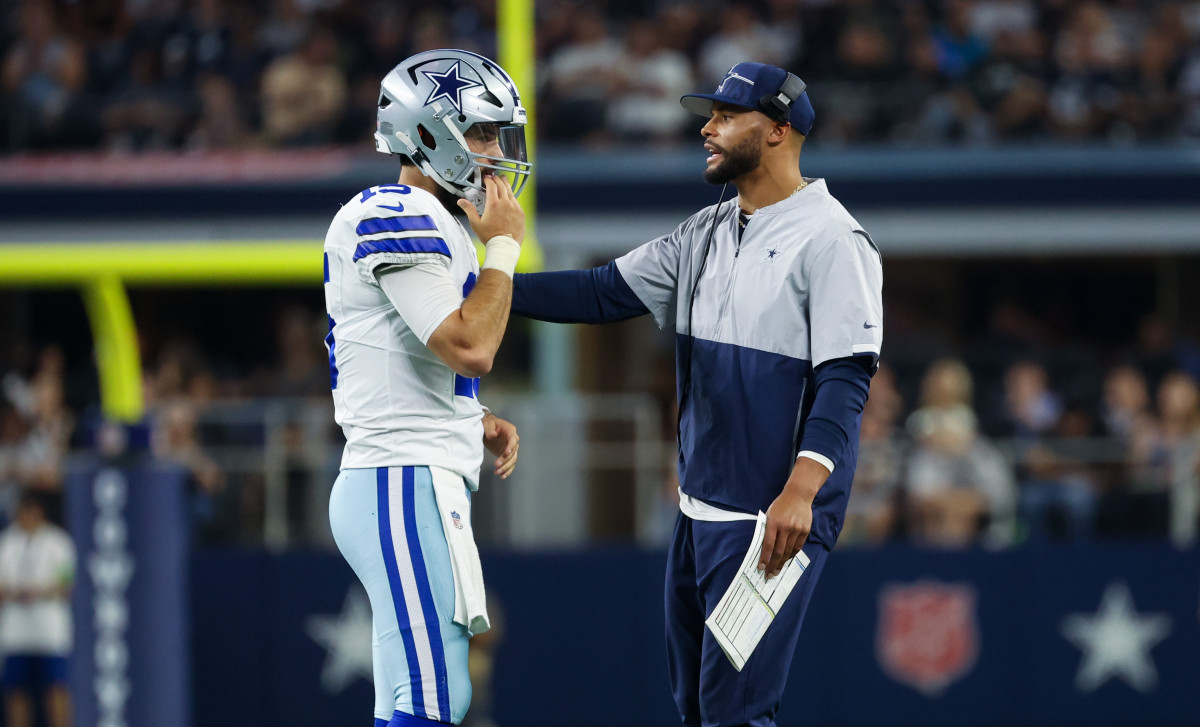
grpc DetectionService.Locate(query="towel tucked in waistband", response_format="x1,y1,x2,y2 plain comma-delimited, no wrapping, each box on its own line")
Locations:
429,466,490,636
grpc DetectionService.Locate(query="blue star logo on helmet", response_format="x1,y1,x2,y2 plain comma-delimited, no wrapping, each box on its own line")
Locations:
421,61,482,114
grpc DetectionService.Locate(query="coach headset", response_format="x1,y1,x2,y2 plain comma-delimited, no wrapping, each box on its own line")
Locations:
677,71,809,449
759,73,807,124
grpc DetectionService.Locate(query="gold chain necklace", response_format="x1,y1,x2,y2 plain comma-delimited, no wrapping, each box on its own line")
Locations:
743,180,808,215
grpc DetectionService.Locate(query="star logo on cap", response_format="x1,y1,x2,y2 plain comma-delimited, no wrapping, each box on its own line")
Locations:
422,61,481,114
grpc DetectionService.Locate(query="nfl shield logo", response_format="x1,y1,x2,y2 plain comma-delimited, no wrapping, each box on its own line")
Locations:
876,580,979,696
450,511,463,530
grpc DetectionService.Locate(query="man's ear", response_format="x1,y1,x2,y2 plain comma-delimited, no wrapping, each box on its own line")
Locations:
765,121,792,147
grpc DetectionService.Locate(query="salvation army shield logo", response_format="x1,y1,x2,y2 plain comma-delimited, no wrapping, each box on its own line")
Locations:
876,581,980,696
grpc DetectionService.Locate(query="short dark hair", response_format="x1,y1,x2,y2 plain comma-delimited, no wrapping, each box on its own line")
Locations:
16,489,45,513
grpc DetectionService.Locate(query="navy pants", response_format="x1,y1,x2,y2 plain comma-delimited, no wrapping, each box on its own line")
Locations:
665,513,829,727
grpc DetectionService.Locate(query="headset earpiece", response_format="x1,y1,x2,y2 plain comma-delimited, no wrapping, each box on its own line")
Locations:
759,73,807,123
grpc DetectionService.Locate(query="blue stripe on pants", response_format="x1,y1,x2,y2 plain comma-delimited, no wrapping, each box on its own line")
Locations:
330,467,472,723
403,466,452,720
377,467,428,719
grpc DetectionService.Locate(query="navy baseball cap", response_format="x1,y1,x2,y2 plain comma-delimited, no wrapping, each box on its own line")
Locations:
681,62,815,135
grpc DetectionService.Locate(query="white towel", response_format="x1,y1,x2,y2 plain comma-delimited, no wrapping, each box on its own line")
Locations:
429,466,490,636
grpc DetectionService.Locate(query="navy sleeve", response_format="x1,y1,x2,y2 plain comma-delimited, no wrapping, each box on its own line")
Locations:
512,261,650,324
798,355,874,468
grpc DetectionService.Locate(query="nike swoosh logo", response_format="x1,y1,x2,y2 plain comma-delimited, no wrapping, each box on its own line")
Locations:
863,322,878,329
377,203,406,212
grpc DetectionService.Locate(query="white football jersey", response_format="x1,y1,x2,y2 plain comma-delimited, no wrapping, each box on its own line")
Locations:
323,184,485,487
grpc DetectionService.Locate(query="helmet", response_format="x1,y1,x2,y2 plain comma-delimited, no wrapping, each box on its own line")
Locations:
375,49,531,212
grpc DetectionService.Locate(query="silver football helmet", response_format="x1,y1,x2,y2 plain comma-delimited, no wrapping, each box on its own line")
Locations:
375,49,531,213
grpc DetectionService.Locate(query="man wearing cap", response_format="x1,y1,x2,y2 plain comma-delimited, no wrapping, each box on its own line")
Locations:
511,63,882,726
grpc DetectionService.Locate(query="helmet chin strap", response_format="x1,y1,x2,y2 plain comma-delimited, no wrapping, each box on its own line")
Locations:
390,126,479,212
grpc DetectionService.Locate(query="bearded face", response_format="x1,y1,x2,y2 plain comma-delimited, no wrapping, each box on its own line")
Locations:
703,128,764,185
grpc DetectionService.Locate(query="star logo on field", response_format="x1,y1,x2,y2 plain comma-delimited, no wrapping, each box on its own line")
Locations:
1060,582,1171,693
306,587,374,693
422,61,481,113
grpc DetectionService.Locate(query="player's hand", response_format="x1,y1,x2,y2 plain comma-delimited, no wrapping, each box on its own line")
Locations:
758,488,814,580
482,412,519,479
458,175,526,244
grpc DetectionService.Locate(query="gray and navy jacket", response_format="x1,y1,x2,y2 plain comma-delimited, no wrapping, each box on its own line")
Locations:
512,179,883,549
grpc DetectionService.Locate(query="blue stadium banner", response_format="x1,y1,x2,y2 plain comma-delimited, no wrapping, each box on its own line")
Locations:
192,545,1198,727
66,451,191,727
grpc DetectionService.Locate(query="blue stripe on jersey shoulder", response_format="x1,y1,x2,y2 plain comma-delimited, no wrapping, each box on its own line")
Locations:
353,237,451,261
356,216,438,236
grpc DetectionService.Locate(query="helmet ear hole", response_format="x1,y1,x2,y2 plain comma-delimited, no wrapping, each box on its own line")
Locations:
417,124,437,150
378,93,392,109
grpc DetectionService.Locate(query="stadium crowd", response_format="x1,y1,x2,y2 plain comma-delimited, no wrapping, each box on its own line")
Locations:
2,295,1200,550
4,0,1200,150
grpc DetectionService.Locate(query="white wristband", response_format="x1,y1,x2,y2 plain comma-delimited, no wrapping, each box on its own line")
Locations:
798,450,835,474
481,235,522,278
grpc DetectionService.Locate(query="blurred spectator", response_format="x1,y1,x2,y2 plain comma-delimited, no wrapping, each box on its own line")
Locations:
101,46,193,150
0,348,73,525
1100,364,1153,442
1046,2,1136,141
1155,372,1200,540
1129,314,1200,389
339,5,407,143
408,10,455,54
0,405,28,524
999,359,1096,541
79,0,133,99
0,491,74,727
0,347,70,524
223,4,272,110
932,0,990,81
144,338,213,405
152,400,226,543
1134,3,1188,139
159,0,233,86
257,0,311,57
2,2,87,148
818,20,907,143
1102,369,1200,538
1181,29,1200,137
541,8,622,142
904,359,1016,547
187,73,253,149
1016,400,1101,542
968,25,1049,140
259,28,347,146
653,4,703,60
1002,360,1062,437
842,365,904,546
607,20,694,142
22,349,72,493
266,306,329,398
154,400,224,494
697,4,793,86
969,0,1037,42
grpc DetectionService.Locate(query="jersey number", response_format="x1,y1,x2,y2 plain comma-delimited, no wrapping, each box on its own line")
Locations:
359,184,412,204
